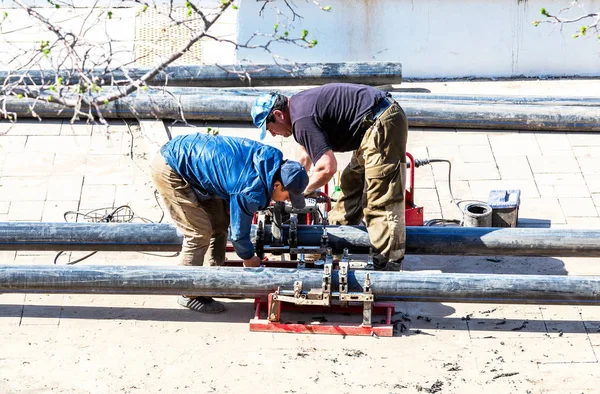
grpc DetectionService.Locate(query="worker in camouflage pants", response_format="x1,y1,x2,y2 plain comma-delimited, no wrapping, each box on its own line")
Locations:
251,83,408,271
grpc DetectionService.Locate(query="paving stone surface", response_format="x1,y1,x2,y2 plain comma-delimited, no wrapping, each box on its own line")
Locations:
0,80,600,393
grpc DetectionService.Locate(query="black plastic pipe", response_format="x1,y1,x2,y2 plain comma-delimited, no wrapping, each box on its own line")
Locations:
1,222,600,257
4,90,600,131
404,101,600,131
155,88,600,106
1,265,600,305
0,62,402,87
395,93,600,106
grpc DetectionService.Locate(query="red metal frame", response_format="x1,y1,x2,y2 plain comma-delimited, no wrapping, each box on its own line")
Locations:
405,152,424,226
249,297,395,337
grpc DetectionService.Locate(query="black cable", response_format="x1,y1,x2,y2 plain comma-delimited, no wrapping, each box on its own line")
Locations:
53,250,98,265
427,159,455,205
424,218,461,227
412,158,455,205
54,120,175,264
54,192,176,265
411,158,465,226
152,189,165,223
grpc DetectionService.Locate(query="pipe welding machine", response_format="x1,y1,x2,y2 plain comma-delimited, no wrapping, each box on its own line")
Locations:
247,153,424,336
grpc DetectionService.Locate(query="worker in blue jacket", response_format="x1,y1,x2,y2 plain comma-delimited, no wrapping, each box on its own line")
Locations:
151,133,309,314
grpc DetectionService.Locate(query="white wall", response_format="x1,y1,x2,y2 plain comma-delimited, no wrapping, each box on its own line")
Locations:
236,0,600,78
5,0,600,78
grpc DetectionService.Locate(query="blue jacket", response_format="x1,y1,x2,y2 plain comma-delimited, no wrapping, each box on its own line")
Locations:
161,133,282,259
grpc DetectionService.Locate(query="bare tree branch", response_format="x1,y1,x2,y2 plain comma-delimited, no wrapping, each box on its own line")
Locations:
0,0,325,124
534,1,600,39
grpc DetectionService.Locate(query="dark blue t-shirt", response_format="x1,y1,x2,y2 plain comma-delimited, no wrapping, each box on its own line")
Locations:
290,83,386,163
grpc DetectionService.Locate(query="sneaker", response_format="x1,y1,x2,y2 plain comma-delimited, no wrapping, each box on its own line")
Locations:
177,296,225,314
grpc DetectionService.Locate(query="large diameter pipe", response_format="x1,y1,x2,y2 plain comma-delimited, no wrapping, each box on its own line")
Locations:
2,222,600,257
405,101,600,130
0,62,402,87
0,222,180,252
265,225,600,257
8,86,600,106
5,91,600,131
1,265,600,305
166,88,600,106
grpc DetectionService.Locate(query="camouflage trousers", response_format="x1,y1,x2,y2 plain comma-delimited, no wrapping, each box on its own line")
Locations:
328,102,408,269
150,153,229,267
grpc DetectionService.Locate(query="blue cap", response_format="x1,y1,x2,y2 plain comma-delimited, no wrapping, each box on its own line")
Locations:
251,93,277,140
280,160,309,209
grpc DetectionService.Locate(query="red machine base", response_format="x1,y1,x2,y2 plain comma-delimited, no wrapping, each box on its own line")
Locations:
249,298,395,337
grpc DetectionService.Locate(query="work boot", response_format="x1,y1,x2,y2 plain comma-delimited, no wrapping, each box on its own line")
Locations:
383,259,403,272
177,295,225,314
373,255,403,271
372,254,388,271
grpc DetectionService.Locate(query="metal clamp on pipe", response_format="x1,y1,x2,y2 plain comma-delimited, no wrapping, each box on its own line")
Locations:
253,198,332,262
267,254,376,326
269,261,332,320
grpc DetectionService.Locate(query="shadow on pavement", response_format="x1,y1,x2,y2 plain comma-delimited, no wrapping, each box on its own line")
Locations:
394,254,570,336
395,315,599,337
0,301,256,323
517,218,552,228
3,301,597,338
403,255,568,276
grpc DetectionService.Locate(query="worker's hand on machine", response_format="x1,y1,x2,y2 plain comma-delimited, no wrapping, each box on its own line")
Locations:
303,190,321,199
243,255,262,268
